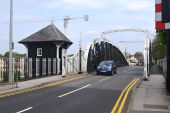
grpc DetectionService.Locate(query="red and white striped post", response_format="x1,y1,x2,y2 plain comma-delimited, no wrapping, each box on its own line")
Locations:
155,0,170,30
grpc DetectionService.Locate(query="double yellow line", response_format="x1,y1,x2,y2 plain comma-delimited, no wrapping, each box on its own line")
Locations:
110,78,139,113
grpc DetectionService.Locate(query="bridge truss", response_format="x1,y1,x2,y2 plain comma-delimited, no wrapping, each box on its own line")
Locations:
84,29,153,77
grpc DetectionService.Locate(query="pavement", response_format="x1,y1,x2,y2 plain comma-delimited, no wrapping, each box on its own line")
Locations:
128,65,170,113
0,74,85,95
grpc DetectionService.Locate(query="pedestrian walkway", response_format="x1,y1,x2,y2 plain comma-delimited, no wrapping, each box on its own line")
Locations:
128,65,170,113
0,74,84,95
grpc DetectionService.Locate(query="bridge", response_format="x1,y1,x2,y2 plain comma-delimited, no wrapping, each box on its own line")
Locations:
66,28,152,77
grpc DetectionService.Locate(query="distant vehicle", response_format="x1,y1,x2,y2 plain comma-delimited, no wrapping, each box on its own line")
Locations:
96,61,117,75
137,61,144,66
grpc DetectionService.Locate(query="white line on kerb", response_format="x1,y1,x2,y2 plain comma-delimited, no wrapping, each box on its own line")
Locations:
58,84,92,98
99,77,111,82
16,107,33,113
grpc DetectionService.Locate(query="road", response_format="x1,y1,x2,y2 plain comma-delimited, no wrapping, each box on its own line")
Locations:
0,66,143,113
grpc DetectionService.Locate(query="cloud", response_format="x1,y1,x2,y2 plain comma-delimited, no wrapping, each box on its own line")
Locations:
127,1,152,11
41,1,62,10
113,0,153,11
41,0,110,10
84,30,99,35
0,0,155,54
63,0,109,9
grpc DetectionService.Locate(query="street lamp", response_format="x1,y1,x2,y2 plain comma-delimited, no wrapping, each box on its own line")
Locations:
9,0,13,84
63,15,89,34
62,15,89,75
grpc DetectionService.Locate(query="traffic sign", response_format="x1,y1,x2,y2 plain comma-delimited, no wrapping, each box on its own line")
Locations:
162,0,170,23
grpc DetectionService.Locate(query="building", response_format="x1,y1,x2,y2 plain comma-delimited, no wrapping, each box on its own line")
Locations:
19,24,73,77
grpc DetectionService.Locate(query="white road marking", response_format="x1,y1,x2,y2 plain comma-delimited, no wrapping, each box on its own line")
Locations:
16,107,33,113
99,77,111,82
58,84,92,98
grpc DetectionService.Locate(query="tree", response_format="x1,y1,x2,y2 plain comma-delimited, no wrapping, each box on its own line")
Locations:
152,30,167,62
0,54,2,58
68,54,74,57
3,52,26,58
134,52,143,60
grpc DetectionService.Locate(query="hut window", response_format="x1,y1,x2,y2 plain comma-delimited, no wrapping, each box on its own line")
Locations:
37,48,42,56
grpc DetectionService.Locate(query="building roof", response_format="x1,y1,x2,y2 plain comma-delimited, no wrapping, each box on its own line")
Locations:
19,24,73,45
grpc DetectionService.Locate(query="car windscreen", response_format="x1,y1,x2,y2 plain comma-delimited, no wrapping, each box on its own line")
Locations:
100,61,112,66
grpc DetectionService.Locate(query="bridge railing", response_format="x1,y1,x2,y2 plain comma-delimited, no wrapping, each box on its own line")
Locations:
66,49,86,75
157,58,167,78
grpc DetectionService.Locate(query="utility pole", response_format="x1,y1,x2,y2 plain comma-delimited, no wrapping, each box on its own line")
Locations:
9,0,13,83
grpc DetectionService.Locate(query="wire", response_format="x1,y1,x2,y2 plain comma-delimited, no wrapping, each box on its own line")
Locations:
118,41,144,43
0,16,86,24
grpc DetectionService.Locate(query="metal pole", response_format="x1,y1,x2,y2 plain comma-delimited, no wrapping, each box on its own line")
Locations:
78,33,83,74
143,38,148,80
9,0,13,84
166,30,170,91
147,38,150,76
16,59,19,88
125,48,127,58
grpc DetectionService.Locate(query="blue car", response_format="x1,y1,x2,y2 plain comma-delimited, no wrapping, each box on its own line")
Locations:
96,61,117,75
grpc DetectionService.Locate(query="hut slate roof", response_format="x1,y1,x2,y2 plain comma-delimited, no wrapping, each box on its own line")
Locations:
19,24,72,44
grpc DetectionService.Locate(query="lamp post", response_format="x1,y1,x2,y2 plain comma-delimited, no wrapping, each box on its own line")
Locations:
62,15,89,76
63,15,89,35
9,0,13,84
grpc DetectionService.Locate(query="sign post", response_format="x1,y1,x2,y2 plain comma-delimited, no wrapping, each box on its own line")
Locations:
155,0,170,91
167,30,170,91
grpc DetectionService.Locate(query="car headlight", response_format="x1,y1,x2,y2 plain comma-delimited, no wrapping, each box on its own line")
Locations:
108,66,112,70
97,66,100,69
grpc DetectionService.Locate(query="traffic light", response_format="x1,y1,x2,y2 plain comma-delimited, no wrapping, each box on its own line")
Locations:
162,0,170,23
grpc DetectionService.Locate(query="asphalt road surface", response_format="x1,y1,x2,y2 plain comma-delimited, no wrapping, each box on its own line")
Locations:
0,66,143,113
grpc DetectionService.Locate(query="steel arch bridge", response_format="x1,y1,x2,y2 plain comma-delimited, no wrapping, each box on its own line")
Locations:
67,28,152,74
84,38,128,73
83,29,152,73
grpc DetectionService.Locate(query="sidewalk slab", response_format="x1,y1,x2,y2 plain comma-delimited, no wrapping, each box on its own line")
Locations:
129,65,170,113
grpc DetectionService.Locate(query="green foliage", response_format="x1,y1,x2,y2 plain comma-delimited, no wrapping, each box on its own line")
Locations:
134,52,143,60
68,54,74,57
3,52,26,58
152,30,167,61
0,54,2,58
156,30,167,46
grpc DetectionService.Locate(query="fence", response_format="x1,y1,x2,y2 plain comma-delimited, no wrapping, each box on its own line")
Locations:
0,52,85,83
0,57,28,83
157,58,167,78
66,50,86,74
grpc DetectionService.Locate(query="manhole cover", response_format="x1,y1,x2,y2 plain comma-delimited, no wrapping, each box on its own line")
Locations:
143,104,168,110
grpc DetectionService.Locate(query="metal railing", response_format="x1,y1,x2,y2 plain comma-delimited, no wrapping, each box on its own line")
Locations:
0,53,85,90
0,57,28,83
157,58,167,78
66,49,86,74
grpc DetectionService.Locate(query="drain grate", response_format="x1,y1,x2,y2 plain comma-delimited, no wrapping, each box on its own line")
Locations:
143,104,168,110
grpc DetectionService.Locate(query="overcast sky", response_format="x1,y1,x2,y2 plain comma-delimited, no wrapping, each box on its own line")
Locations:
0,0,155,55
